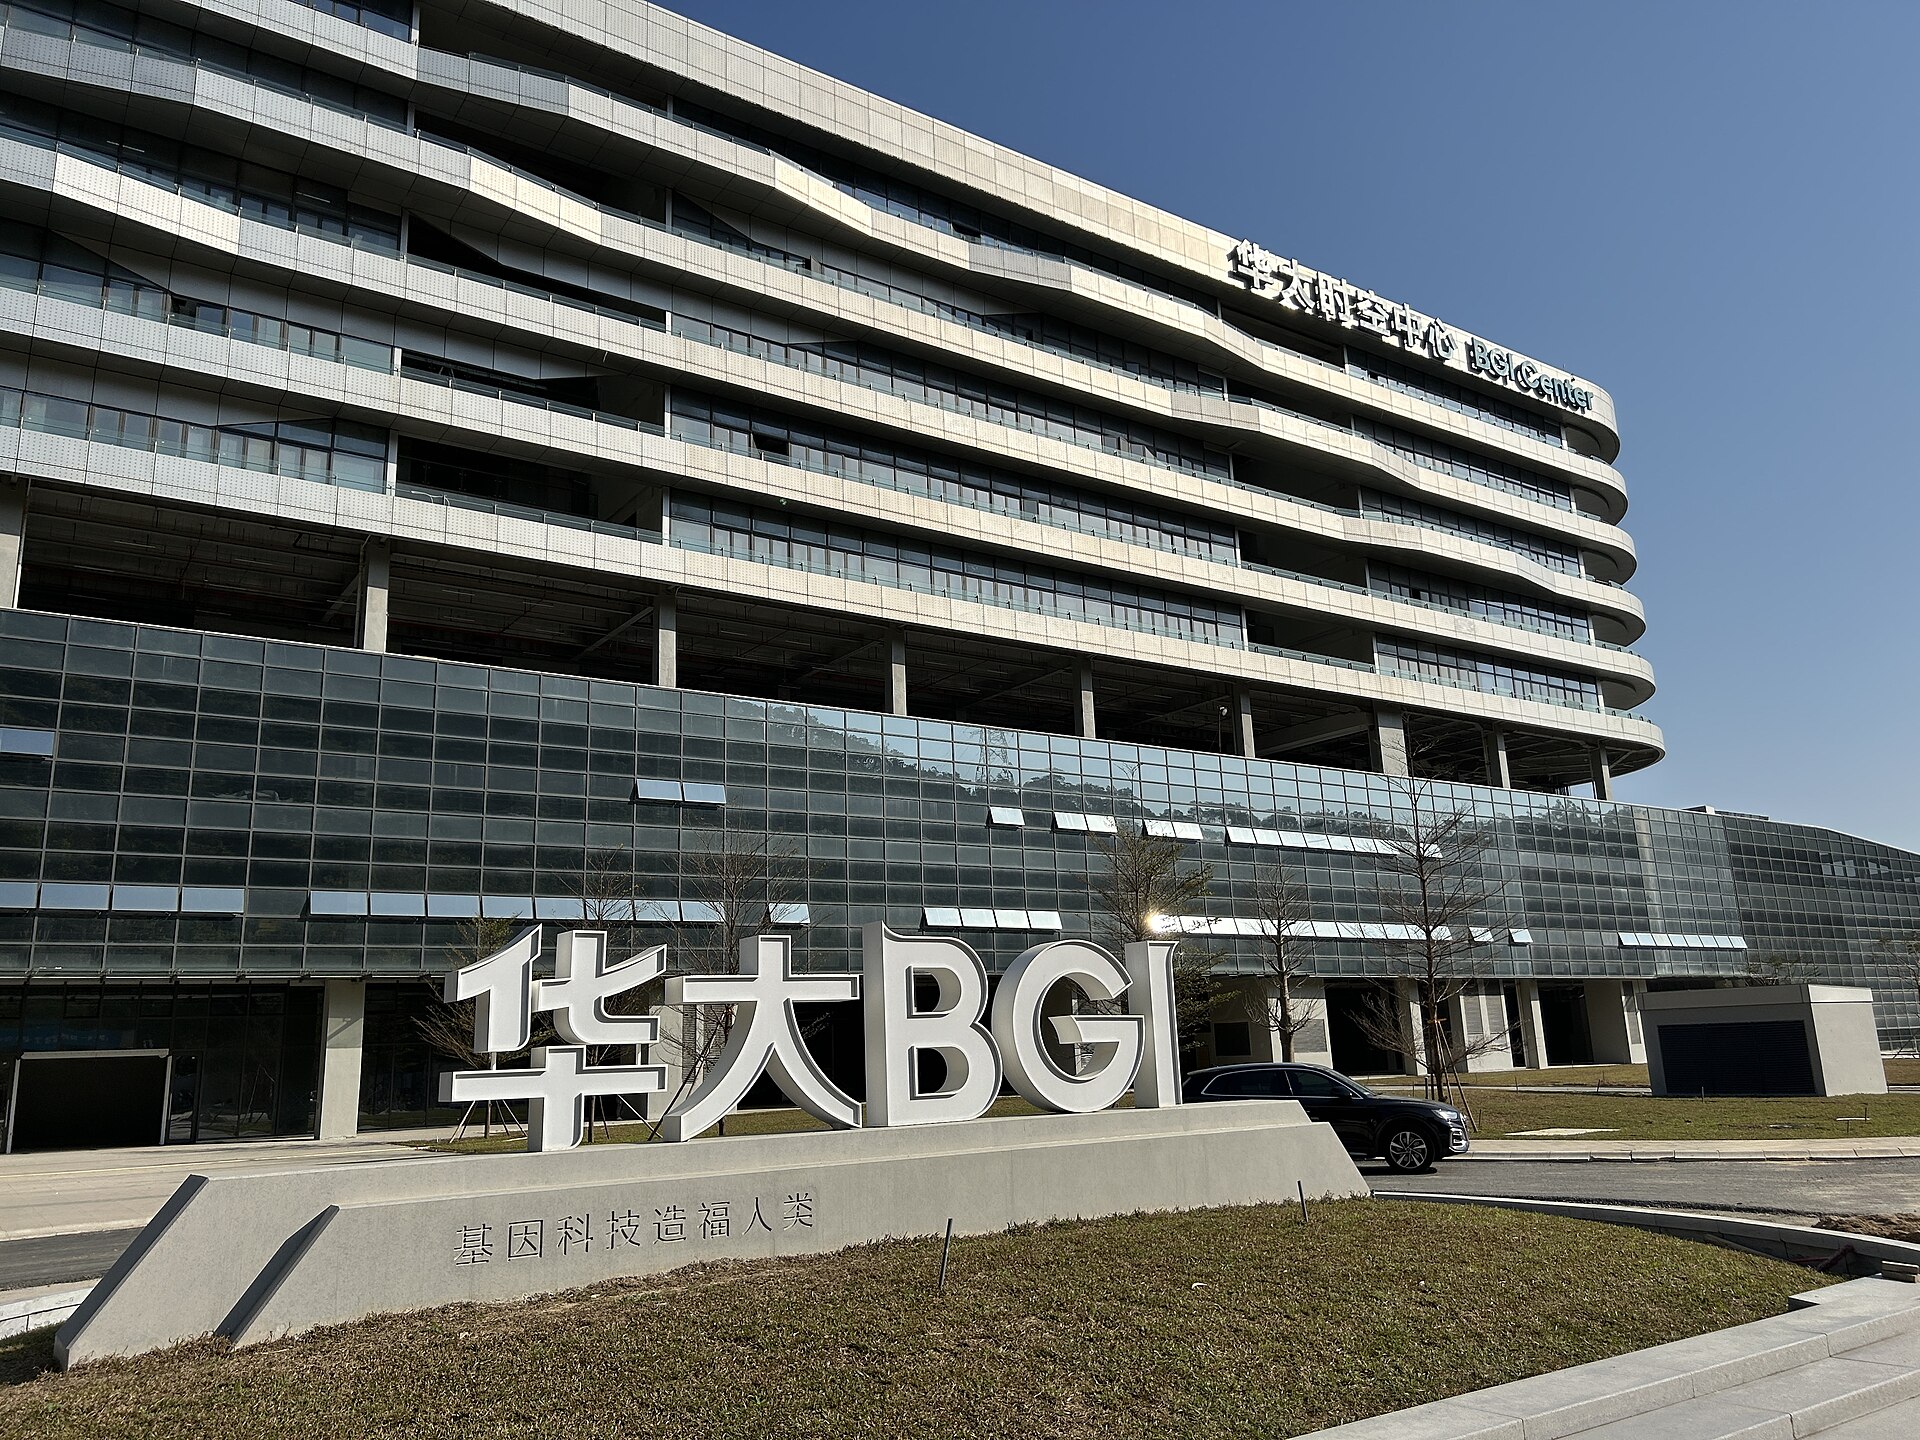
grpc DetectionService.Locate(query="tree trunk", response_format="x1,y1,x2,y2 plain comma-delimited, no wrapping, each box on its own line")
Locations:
1276,982,1295,1062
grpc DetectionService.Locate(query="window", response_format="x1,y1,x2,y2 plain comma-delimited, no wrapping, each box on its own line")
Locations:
1285,1070,1349,1100
1212,1021,1252,1057
1204,1068,1287,1097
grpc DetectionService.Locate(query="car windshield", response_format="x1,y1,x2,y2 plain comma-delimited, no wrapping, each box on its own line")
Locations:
1336,1075,1373,1097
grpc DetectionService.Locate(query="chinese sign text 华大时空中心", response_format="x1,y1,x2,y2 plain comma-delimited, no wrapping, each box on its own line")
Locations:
438,921,1183,1152
1226,239,1598,416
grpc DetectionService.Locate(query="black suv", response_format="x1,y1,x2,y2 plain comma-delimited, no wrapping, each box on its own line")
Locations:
1182,1062,1470,1172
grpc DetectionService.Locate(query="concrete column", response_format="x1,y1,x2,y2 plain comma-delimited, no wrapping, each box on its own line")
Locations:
1234,689,1256,760
1590,746,1614,801
1394,978,1426,1076
1456,984,1515,1071
0,480,24,608
1513,980,1550,1069
653,589,677,689
1076,658,1096,741
355,541,391,653
887,631,908,717
1248,976,1331,1065
1483,729,1512,789
1372,705,1409,778
1584,979,1642,1064
316,979,367,1140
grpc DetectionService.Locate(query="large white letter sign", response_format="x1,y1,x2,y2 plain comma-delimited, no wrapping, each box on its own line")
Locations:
439,927,670,1150
444,1046,664,1153
660,934,862,1142
990,940,1143,1114
535,930,664,1050
1124,940,1181,1108
443,923,540,1052
861,922,1001,1127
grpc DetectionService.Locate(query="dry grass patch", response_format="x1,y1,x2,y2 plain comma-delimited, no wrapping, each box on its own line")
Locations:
0,1199,1825,1440
1815,1213,1920,1245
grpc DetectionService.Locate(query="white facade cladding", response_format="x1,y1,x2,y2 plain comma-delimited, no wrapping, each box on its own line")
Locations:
0,0,1657,789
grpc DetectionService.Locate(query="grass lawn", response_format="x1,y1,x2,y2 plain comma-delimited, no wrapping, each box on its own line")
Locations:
1450,1087,1920,1141
1388,1059,1914,1091
0,1200,1827,1440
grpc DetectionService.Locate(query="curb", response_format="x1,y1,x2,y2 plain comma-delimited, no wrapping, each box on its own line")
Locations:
1387,1192,1920,1273
0,1282,94,1341
1456,1142,1920,1164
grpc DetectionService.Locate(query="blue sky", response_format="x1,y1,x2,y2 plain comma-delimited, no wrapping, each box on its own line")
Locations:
664,1,1920,848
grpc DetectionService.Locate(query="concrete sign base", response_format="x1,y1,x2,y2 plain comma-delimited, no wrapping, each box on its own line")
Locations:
57,1101,1362,1367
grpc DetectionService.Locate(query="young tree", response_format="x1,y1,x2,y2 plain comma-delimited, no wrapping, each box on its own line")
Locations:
417,912,547,1138
648,818,803,1135
1246,860,1319,1062
1351,778,1513,1105
1878,935,1920,1058
1089,822,1223,1063
1745,951,1820,984
567,848,669,1138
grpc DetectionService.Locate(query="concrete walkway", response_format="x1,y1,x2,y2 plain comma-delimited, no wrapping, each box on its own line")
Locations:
0,1131,457,1241
1300,1276,1920,1438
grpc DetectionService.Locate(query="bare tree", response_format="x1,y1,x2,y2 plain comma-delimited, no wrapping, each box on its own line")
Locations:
417,912,547,1138
1878,936,1920,1057
1745,951,1820,984
1349,778,1513,1106
645,818,803,1136
1089,823,1224,1063
1247,860,1319,1062
567,848,669,1138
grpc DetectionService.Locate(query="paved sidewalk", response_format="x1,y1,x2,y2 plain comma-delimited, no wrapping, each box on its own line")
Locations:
1300,1276,1920,1439
0,1131,457,1242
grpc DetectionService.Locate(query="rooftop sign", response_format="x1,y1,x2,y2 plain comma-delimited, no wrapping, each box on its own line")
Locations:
1227,239,1597,416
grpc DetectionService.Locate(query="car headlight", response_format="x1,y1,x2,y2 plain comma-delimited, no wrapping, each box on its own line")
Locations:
1436,1109,1461,1123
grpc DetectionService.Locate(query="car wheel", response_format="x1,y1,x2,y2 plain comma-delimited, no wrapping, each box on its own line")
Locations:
1383,1125,1435,1173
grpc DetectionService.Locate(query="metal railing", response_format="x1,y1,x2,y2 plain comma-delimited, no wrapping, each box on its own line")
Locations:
0,267,393,370
394,483,659,543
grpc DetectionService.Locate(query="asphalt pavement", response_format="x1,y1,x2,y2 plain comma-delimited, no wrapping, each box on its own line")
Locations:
1369,1156,1920,1220
0,1228,140,1291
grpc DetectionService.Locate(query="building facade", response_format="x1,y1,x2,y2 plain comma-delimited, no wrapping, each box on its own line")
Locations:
0,0,1912,1146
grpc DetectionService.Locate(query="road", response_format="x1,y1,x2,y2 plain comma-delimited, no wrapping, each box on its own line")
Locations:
0,1228,140,1291
1369,1156,1920,1221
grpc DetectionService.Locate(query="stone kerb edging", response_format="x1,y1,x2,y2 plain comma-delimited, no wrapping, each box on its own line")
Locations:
1389,1193,1920,1274
55,1102,1363,1369
1464,1138,1920,1163
0,1283,92,1341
